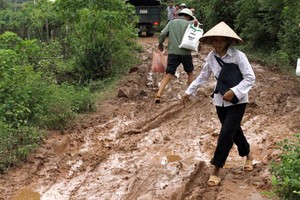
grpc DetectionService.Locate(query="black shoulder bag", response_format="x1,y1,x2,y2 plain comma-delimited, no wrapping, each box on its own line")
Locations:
213,56,243,104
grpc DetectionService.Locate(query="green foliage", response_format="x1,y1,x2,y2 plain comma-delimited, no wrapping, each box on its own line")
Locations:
235,0,284,50
190,0,299,72
53,0,139,82
0,122,43,173
0,31,95,172
0,31,23,49
1,0,140,83
0,31,41,67
33,83,95,129
235,0,300,68
190,0,237,30
277,1,300,67
271,134,300,200
0,41,94,129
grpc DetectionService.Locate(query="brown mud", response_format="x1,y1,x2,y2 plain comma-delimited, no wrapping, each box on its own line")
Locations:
1,35,300,200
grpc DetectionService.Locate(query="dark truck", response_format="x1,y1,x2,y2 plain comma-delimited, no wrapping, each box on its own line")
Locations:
126,0,162,37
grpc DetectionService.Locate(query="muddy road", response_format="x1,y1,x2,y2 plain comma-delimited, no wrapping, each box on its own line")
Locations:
1,36,300,200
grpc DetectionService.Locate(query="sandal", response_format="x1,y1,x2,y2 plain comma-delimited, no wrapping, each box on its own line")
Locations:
243,159,253,171
207,175,221,187
154,95,161,104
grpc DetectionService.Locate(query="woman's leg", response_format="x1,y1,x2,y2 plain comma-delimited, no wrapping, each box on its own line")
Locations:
233,127,250,157
210,104,247,168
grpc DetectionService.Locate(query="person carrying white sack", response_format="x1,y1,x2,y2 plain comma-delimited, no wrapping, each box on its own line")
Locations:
182,21,256,186
154,8,197,103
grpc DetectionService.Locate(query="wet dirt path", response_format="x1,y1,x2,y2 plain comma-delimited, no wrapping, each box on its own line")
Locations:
1,36,300,200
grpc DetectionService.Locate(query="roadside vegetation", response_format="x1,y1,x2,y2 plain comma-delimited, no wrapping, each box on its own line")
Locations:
0,0,140,173
271,134,300,199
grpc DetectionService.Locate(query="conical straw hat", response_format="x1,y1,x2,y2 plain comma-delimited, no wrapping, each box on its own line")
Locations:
200,21,243,45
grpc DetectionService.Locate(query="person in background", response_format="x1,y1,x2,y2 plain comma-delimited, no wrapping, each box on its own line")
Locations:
154,8,196,103
174,2,186,19
190,7,195,14
166,1,176,23
182,21,255,187
173,3,180,19
180,3,187,9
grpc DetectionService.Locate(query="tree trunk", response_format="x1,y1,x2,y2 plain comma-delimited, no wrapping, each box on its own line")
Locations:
46,19,49,42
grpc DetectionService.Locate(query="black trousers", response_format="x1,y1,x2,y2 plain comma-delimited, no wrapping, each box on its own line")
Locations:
210,103,250,168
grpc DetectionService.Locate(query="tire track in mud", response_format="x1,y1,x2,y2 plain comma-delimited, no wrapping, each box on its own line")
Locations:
123,163,163,200
119,101,195,137
170,161,216,200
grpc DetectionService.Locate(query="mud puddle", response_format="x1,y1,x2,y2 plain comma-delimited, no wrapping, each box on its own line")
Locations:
12,188,40,200
34,115,213,199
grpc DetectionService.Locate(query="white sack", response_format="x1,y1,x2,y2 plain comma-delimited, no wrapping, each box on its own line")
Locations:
179,24,204,52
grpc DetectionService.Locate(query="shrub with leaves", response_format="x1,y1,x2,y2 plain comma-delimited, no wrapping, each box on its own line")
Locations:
0,31,95,172
271,133,300,200
0,122,42,173
33,83,95,129
54,0,139,82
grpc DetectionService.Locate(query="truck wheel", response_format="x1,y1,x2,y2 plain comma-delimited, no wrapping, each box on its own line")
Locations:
146,32,154,37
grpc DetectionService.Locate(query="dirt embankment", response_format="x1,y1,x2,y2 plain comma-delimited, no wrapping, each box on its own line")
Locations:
1,36,300,200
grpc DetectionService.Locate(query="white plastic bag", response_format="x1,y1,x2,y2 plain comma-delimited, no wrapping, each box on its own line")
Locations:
179,24,204,52
296,58,300,77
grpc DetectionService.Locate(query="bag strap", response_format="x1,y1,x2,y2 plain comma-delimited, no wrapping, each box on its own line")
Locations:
188,24,203,33
214,55,225,68
214,55,225,80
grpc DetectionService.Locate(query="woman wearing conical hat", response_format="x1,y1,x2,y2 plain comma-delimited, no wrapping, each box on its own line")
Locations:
183,21,256,186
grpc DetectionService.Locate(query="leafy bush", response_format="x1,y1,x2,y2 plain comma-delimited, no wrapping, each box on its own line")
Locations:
0,0,142,173
54,0,139,82
33,83,95,129
2,0,140,83
190,0,299,72
0,31,96,172
271,134,300,200
0,122,43,173
0,31,95,121
278,1,300,67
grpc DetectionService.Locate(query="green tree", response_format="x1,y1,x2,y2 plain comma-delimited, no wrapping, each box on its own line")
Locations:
53,0,139,82
278,0,300,66
0,31,95,172
0,0,141,172
190,0,238,30
235,0,284,50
